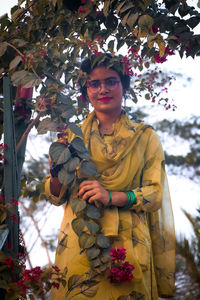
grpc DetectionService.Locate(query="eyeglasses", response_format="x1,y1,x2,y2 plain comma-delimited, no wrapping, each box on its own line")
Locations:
86,78,120,93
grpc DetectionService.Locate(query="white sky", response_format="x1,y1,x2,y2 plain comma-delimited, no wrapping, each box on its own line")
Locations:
1,0,200,266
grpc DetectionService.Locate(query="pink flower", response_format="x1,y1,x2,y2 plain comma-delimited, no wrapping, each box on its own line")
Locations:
10,214,18,223
110,247,126,262
10,197,18,206
92,49,102,56
128,48,138,54
78,8,87,14
154,53,167,63
52,265,60,273
165,45,175,56
52,281,60,289
152,26,158,34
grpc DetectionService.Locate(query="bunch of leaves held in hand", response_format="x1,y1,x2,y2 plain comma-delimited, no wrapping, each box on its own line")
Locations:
49,133,113,275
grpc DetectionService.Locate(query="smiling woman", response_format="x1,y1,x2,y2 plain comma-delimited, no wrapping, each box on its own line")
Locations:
45,53,175,300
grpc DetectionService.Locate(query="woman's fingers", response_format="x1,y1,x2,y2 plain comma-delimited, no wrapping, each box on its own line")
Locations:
78,180,109,206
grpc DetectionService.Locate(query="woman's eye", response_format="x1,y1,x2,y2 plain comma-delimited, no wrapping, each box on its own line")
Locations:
106,79,117,86
90,81,99,88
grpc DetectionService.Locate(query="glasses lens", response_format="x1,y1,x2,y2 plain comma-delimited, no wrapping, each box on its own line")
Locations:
86,78,119,93
105,78,118,89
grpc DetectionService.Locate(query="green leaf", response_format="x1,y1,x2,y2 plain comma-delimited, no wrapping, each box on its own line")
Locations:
86,247,100,260
80,160,97,176
71,137,86,153
64,157,80,172
72,217,85,236
81,284,98,297
71,197,86,214
58,168,75,185
107,40,115,52
49,142,71,165
77,151,90,160
61,107,76,120
69,123,83,137
86,204,101,219
79,232,96,249
68,274,83,290
37,118,58,134
57,148,72,165
0,280,8,289
9,55,22,70
0,42,7,57
11,70,41,87
85,220,99,233
96,234,110,248
145,93,150,100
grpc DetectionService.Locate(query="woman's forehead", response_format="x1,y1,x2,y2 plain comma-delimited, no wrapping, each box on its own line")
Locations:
89,66,120,80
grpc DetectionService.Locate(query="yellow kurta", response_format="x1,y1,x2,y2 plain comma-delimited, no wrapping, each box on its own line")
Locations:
45,111,175,300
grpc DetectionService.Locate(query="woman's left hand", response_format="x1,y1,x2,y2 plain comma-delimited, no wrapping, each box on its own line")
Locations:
78,180,110,206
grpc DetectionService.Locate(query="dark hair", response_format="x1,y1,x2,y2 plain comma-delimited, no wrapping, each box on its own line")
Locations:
80,53,131,97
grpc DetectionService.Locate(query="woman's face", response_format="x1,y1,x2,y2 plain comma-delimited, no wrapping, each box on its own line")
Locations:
86,66,123,116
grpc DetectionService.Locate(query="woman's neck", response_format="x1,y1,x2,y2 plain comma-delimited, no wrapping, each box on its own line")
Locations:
95,110,122,134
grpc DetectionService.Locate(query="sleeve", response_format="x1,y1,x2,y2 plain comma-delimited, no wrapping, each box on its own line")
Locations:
45,175,68,206
131,129,165,213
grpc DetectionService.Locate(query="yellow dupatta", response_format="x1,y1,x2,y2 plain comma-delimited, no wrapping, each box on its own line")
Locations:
81,110,175,296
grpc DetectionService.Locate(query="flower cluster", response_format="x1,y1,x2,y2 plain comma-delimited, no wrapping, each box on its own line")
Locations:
154,45,175,63
121,56,134,76
0,143,8,163
108,247,134,283
0,252,65,298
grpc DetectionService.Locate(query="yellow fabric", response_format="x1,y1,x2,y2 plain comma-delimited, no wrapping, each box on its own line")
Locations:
45,110,175,300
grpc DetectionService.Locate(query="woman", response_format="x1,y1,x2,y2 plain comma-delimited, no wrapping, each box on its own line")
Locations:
45,54,175,299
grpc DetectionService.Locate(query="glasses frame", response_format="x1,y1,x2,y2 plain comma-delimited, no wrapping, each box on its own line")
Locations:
86,77,121,94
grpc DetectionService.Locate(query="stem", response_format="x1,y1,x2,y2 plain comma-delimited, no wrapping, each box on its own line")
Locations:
6,42,24,57
16,0,39,21
20,200,51,267
16,111,42,154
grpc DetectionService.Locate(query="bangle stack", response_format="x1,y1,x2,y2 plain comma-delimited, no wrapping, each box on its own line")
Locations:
123,191,136,209
107,190,112,207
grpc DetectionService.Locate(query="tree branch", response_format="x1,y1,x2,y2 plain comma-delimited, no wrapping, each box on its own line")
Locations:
16,111,42,154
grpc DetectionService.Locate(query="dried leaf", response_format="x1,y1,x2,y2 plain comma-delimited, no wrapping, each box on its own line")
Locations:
79,232,96,249
68,274,83,290
9,55,22,70
72,217,85,236
81,284,98,297
86,247,100,260
0,42,7,57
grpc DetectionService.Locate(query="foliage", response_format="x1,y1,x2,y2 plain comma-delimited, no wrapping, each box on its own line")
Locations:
153,115,200,180
2,0,199,132
176,208,200,299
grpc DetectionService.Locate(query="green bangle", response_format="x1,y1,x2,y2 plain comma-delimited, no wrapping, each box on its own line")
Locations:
123,191,136,209
107,190,112,207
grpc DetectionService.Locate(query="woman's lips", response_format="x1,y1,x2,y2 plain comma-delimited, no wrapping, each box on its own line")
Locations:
98,97,112,102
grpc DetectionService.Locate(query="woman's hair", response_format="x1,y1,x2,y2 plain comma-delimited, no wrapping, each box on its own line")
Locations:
80,53,131,98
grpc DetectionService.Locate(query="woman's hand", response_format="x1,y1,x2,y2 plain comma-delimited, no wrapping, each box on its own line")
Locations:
78,180,110,206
